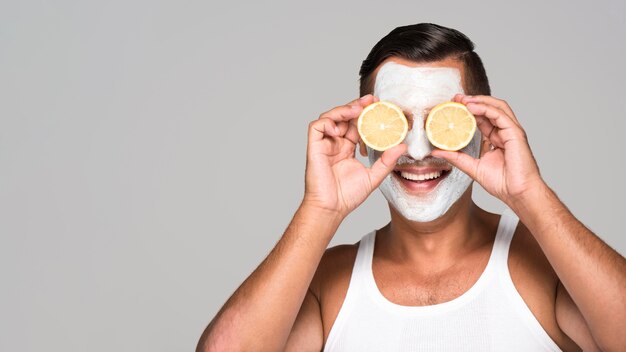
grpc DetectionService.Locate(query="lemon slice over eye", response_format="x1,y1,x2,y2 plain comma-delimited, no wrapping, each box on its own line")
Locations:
425,102,477,151
357,101,409,151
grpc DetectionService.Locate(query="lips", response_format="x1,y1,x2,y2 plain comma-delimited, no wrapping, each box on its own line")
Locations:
392,159,452,193
398,170,444,181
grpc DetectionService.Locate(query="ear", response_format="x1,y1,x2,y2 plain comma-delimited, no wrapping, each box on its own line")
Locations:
358,140,368,157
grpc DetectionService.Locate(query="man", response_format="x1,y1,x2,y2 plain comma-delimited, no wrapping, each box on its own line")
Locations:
197,23,625,351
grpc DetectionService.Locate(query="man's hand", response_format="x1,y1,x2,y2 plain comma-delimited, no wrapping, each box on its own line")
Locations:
431,94,545,207
303,94,406,218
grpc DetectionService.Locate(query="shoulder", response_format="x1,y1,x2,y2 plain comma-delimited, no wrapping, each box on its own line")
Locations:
309,242,359,300
309,242,361,340
322,243,359,266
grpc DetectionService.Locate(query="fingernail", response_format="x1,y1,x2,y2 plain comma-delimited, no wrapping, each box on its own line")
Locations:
351,104,360,110
360,95,370,102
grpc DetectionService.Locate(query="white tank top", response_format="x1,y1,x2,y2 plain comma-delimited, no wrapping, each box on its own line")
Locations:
324,210,562,351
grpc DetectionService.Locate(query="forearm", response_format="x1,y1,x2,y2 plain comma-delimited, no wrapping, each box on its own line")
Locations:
197,204,342,352
511,183,626,349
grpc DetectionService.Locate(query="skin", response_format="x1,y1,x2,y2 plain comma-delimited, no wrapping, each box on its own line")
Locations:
197,57,626,352
367,62,480,223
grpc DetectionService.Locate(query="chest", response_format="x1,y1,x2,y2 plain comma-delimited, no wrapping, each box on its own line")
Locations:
320,246,562,346
372,257,487,306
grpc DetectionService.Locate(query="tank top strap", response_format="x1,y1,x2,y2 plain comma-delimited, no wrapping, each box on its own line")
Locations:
351,212,519,288
491,208,520,266
352,230,376,283
324,230,375,348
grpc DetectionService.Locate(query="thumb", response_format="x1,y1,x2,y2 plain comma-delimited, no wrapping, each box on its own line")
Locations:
368,144,407,187
431,149,479,180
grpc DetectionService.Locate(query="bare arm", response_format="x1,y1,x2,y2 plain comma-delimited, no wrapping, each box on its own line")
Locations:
434,94,626,351
512,184,626,351
196,94,405,351
284,288,325,351
196,205,339,351
556,281,601,351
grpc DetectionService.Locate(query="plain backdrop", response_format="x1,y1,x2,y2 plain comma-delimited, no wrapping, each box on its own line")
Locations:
1,0,625,351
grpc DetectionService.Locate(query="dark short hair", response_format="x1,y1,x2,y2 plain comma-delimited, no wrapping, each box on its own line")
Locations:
359,23,491,97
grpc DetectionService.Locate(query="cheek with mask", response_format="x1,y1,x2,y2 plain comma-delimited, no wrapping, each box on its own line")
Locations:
366,62,481,222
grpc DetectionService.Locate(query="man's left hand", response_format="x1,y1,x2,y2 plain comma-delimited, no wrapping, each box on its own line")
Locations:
431,94,546,207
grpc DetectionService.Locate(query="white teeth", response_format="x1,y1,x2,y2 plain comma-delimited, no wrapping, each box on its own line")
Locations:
426,171,442,180
400,170,443,181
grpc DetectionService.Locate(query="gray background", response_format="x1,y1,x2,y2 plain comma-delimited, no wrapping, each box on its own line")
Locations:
1,0,624,351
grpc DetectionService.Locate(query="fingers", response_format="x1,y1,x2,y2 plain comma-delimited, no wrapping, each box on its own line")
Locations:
470,103,528,148
349,93,378,107
480,136,492,157
358,139,368,157
431,149,479,180
333,120,360,145
465,102,519,132
476,116,504,148
464,95,520,125
318,94,377,123
309,118,341,143
454,94,527,150
344,122,359,145
454,94,521,126
368,143,407,186
310,94,379,144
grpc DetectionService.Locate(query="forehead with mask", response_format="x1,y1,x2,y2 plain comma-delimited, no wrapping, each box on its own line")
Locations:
366,60,482,222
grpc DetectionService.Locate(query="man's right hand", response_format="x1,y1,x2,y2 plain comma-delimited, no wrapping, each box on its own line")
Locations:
303,94,407,218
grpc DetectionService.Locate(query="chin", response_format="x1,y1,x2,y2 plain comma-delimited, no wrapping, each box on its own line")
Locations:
380,168,473,223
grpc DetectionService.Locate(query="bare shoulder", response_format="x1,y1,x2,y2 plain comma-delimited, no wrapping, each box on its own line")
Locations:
322,243,359,267
310,243,359,297
308,242,360,342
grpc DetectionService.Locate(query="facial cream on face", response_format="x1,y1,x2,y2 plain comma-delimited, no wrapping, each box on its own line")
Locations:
367,62,481,222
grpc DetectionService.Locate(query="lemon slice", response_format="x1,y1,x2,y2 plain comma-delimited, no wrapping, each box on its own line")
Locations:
357,101,408,151
425,102,477,151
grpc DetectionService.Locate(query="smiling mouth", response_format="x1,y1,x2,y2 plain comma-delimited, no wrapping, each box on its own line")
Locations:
393,169,451,183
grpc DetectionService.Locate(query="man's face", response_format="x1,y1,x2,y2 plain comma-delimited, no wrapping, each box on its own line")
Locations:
366,58,481,222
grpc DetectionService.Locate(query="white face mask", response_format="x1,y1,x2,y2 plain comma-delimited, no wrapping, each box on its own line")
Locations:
367,62,481,222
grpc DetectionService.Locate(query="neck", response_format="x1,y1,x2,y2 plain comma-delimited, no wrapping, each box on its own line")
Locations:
378,188,492,270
